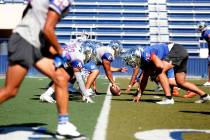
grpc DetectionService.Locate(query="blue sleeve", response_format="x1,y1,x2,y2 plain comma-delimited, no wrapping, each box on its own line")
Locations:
101,53,113,62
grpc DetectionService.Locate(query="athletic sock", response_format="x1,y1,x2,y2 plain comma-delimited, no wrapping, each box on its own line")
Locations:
58,114,69,124
45,87,54,96
201,94,208,98
166,96,172,99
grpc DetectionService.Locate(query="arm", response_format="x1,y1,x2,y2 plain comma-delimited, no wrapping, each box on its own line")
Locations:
43,9,63,55
126,66,139,92
151,53,164,70
110,66,128,73
133,70,149,103
102,59,115,85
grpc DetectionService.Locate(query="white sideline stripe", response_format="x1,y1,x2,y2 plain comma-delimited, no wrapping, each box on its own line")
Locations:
92,79,114,140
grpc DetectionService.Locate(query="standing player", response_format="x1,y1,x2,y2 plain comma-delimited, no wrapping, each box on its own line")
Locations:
0,0,86,139
198,21,210,86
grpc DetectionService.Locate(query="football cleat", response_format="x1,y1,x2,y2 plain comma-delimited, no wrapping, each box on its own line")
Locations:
172,87,180,97
56,122,87,140
82,96,94,103
194,94,210,103
203,81,210,86
40,93,56,103
183,91,197,98
156,98,174,105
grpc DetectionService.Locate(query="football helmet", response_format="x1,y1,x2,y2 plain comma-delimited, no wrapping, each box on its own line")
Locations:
198,21,208,32
108,40,123,56
80,40,94,62
121,47,142,67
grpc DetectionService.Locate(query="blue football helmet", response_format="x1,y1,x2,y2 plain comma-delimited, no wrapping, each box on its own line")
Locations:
198,21,208,32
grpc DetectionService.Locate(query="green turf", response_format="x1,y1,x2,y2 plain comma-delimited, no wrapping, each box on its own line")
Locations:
107,78,210,140
0,77,210,140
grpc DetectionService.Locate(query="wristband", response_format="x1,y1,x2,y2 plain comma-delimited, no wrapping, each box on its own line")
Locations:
128,85,132,88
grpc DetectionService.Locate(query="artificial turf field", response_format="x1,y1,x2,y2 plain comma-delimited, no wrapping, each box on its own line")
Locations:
0,77,210,140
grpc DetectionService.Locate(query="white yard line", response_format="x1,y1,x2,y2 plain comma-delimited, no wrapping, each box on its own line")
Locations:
92,81,113,140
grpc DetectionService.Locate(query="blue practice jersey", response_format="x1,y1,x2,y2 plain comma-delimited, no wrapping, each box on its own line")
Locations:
141,43,169,63
201,29,210,43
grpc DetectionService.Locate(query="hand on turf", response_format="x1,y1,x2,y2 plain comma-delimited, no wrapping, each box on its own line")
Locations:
126,85,132,93
133,95,141,103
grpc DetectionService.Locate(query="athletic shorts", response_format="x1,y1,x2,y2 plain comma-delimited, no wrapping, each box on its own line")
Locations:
8,33,43,68
164,43,188,73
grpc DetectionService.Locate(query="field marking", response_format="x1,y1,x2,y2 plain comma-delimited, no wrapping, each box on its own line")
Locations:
92,81,113,140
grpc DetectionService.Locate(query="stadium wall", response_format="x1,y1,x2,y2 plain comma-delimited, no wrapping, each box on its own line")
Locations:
0,55,208,78
0,3,26,29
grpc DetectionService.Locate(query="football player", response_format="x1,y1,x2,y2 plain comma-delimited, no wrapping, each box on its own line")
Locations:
0,0,87,139
122,43,210,104
122,47,180,103
40,43,94,103
82,40,128,91
198,21,210,86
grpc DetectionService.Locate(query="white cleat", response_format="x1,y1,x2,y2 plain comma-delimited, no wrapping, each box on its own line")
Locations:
156,98,174,105
86,88,95,96
40,93,56,103
82,96,94,103
203,81,210,86
154,86,163,92
56,122,87,140
195,94,210,103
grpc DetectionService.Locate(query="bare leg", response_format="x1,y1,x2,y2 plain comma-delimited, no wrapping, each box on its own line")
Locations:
175,72,206,96
35,58,70,115
85,70,99,89
0,64,28,104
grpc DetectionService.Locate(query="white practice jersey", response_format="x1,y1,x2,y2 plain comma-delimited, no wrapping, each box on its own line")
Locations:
63,44,85,69
14,0,72,49
95,46,115,64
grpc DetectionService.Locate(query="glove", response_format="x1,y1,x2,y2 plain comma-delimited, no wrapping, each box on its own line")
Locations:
54,55,66,68
54,50,70,68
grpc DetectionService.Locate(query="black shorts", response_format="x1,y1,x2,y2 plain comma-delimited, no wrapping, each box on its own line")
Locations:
164,43,188,73
8,33,43,68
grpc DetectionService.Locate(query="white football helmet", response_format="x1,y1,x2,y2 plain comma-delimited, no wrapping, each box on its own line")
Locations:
108,40,123,56
198,21,208,32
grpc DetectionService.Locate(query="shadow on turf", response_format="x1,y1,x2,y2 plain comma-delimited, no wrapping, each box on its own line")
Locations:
111,98,160,103
180,110,210,115
0,123,56,139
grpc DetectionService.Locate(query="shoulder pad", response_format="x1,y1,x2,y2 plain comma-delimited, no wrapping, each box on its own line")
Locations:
101,53,113,62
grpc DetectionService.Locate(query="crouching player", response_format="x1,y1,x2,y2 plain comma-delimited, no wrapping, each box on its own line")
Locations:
40,43,94,103
81,40,128,92
122,48,179,103
123,43,210,104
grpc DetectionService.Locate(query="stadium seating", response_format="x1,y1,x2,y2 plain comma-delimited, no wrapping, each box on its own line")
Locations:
0,0,210,76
